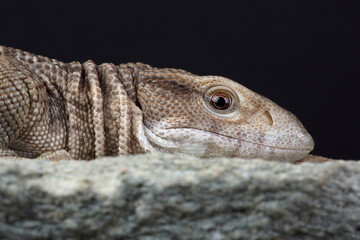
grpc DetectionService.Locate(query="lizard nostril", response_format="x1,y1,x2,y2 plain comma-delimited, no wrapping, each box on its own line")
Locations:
260,110,274,126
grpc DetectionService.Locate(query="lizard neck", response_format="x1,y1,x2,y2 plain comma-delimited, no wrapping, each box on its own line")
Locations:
65,61,156,159
85,62,156,158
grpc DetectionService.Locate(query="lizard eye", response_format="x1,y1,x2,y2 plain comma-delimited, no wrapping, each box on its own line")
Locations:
210,92,232,110
203,86,238,115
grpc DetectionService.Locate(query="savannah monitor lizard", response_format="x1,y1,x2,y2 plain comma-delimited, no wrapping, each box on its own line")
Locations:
0,46,314,162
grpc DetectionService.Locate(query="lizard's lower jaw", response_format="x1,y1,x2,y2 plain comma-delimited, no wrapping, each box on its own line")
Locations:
143,126,314,162
237,134,314,162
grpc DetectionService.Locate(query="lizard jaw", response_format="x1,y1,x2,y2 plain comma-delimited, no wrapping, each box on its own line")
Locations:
143,126,314,162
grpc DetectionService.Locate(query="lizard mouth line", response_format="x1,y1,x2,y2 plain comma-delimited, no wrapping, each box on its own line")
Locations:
165,127,313,152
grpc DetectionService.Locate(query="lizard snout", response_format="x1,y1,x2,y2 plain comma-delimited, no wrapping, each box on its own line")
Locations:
253,105,315,152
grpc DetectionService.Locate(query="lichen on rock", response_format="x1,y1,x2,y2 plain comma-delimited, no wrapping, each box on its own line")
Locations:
0,153,359,240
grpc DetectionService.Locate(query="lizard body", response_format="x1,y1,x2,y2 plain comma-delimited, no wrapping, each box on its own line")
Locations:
0,46,314,162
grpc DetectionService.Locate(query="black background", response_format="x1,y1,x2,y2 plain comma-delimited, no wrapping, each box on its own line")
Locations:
1,0,359,159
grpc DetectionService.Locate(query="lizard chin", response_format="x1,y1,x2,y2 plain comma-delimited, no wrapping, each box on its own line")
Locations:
143,126,314,162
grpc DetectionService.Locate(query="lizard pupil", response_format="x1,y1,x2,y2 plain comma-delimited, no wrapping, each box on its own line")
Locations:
210,92,231,110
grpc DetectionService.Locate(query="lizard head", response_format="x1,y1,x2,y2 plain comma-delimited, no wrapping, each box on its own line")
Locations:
134,68,314,162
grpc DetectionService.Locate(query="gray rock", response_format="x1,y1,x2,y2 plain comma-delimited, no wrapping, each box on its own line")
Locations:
0,153,359,240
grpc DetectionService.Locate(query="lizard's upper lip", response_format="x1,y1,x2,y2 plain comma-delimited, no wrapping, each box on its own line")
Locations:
167,127,314,152
240,138,314,151
209,131,314,151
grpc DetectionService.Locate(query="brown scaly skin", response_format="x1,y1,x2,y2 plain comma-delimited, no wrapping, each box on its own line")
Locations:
0,46,315,162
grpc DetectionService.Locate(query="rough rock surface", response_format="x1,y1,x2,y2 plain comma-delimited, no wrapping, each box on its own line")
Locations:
0,153,359,240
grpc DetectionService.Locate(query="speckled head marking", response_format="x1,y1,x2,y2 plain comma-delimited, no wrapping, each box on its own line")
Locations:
133,68,314,162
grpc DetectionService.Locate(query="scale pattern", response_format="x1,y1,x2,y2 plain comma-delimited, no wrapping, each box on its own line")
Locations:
0,46,314,161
